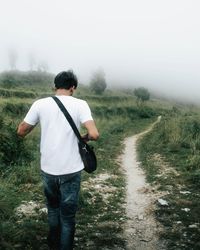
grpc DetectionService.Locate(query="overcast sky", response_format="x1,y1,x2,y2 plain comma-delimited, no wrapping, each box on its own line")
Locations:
0,0,200,100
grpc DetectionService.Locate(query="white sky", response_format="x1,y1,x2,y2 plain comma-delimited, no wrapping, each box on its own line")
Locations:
0,0,200,100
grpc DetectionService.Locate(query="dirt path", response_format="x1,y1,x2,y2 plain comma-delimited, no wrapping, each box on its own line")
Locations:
121,117,166,250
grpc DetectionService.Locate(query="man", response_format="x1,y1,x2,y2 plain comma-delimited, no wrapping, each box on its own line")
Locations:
17,70,99,250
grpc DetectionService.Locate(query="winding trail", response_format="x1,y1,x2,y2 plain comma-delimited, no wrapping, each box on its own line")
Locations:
121,116,166,250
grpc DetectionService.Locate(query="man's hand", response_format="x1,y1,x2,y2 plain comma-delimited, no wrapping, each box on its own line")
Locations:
17,121,35,138
82,120,99,141
81,133,90,142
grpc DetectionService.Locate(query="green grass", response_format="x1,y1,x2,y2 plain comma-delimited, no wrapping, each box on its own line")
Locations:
4,83,200,249
0,86,159,249
138,109,200,250
1,81,200,249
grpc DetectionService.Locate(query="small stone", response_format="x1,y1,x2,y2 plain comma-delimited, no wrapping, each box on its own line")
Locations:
138,215,144,220
158,198,169,206
181,208,190,212
189,224,198,229
39,208,48,214
180,191,191,194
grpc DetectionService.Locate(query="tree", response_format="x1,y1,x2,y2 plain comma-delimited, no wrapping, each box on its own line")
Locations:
90,69,107,94
37,60,49,72
0,72,18,88
134,87,150,105
28,52,37,71
8,49,18,70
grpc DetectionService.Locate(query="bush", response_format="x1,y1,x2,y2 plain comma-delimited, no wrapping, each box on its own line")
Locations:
90,70,107,95
2,102,30,117
137,107,155,118
0,88,36,98
0,73,19,88
181,118,200,139
186,155,200,171
187,169,200,186
134,87,150,104
0,70,54,88
156,116,200,150
0,121,33,168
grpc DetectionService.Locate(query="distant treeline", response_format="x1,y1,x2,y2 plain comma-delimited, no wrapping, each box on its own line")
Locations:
0,88,37,98
0,70,54,88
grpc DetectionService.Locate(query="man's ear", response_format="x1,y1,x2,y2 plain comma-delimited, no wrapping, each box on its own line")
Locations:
70,86,75,94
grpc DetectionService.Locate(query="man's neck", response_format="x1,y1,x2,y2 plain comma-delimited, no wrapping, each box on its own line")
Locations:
55,88,73,96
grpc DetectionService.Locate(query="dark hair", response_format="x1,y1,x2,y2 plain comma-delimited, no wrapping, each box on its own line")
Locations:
54,70,78,89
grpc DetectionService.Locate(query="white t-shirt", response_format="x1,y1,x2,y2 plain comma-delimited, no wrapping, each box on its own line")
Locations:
24,95,93,175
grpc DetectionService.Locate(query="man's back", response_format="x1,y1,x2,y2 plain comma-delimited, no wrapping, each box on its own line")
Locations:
24,95,93,175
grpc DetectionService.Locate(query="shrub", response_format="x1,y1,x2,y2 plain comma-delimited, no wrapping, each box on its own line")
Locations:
134,87,150,104
180,118,200,154
0,121,33,168
0,73,19,88
181,118,200,139
137,107,155,118
90,70,107,95
0,70,54,88
0,88,36,98
2,102,30,117
188,169,200,187
186,155,200,171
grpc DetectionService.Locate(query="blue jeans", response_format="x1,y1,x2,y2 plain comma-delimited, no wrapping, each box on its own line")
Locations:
41,171,81,250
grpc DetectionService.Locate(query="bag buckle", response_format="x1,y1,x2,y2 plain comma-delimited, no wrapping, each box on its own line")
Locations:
82,145,88,152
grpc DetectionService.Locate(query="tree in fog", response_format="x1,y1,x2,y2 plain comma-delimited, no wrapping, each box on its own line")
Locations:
37,60,49,72
0,72,18,88
28,53,37,71
90,69,107,94
8,49,18,70
134,87,150,105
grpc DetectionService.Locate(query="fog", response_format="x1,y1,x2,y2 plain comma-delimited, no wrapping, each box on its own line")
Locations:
1,0,200,102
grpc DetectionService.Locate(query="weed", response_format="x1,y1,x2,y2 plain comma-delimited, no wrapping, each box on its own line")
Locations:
0,121,34,168
2,102,30,117
138,110,200,249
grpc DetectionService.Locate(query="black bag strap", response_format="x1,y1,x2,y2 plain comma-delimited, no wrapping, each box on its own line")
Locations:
52,96,83,143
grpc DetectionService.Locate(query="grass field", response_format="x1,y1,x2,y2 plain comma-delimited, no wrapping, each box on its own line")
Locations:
0,85,160,249
138,106,200,250
1,81,199,249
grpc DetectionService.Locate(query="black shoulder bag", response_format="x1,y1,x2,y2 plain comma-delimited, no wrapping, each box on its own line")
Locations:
52,96,97,173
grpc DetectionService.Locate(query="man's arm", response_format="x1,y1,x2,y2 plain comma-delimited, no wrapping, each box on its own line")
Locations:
82,120,99,141
17,121,35,138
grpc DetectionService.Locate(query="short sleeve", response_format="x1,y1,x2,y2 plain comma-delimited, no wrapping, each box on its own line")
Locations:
24,101,39,126
79,101,93,124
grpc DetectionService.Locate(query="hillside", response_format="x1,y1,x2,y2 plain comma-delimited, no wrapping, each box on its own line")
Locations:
0,78,199,249
137,105,200,250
